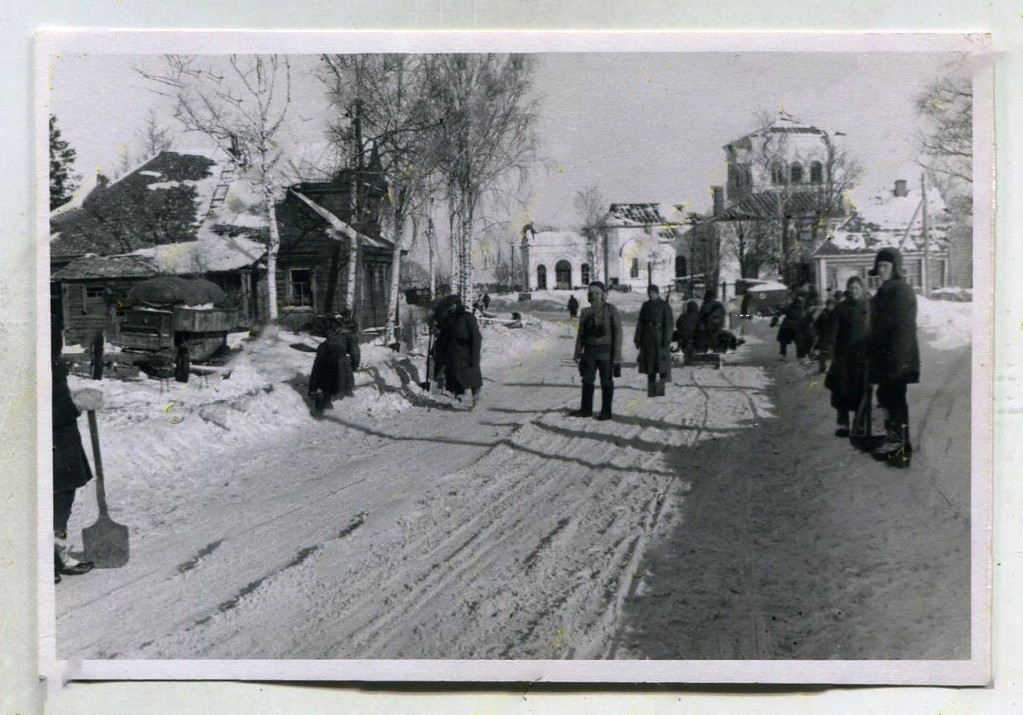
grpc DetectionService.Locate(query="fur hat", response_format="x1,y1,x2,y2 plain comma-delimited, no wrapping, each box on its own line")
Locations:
868,247,902,277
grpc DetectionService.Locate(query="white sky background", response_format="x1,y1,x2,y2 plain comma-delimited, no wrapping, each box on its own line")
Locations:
49,51,965,232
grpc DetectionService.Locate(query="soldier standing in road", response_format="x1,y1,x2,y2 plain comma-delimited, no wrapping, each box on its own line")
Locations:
571,281,623,421
867,247,920,468
635,284,674,397
435,295,484,409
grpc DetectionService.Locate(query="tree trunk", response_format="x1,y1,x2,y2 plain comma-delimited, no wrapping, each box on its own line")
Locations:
263,188,280,322
386,200,406,341
427,214,437,300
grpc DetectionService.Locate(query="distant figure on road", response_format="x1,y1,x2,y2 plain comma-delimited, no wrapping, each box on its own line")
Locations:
435,295,484,409
814,296,838,373
776,296,805,359
567,294,579,318
824,277,870,437
571,281,622,421
867,247,919,468
51,321,95,584
795,295,819,361
482,292,491,311
635,284,674,397
673,300,701,364
308,319,361,417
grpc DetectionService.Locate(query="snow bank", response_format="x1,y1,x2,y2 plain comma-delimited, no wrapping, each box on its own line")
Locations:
916,296,972,351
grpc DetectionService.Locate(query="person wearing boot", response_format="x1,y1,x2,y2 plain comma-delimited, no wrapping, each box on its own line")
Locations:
571,281,622,421
866,247,920,468
51,321,96,584
635,284,674,397
824,276,870,437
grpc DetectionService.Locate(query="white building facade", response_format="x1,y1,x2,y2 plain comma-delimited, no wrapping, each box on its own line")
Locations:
519,225,593,291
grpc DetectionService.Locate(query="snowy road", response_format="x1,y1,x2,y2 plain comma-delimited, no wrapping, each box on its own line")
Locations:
56,307,971,661
57,311,770,660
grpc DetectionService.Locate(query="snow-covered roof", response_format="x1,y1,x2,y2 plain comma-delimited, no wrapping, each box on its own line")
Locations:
130,233,265,274
727,114,837,147
607,203,688,227
815,179,951,257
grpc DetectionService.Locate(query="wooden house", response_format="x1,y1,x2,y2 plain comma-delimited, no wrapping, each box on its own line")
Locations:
275,167,398,333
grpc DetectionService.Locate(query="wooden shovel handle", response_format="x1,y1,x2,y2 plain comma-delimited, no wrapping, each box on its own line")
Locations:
86,410,109,518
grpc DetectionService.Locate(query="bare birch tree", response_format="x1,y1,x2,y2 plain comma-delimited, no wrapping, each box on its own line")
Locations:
138,55,292,321
573,184,610,285
916,74,972,198
321,54,438,336
422,54,540,305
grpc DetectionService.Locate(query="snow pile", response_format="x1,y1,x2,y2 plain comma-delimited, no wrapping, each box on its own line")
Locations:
930,287,973,302
916,296,972,351
68,327,417,491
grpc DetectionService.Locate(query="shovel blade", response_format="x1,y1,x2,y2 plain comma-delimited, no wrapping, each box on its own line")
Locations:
82,515,130,568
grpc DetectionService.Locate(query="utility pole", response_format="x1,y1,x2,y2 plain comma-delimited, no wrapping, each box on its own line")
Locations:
921,172,930,298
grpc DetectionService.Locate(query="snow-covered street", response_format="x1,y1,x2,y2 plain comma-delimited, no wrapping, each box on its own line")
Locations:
55,297,972,660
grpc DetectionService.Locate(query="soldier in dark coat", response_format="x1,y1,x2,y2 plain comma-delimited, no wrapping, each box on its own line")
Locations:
435,295,484,408
867,247,920,468
674,300,701,364
824,277,870,437
567,294,579,318
571,281,623,421
308,320,360,417
776,296,804,358
51,322,95,583
635,284,674,396
696,289,726,353
482,292,491,310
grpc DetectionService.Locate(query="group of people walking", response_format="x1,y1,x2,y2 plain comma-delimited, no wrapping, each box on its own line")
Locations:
778,247,920,469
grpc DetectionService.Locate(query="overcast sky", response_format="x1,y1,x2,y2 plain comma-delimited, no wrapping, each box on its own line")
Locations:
50,51,965,230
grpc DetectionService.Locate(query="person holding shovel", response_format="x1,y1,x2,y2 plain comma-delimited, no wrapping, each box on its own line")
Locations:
51,322,96,583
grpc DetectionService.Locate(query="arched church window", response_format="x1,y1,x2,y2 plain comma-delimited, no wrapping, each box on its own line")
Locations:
810,161,824,183
790,162,803,184
771,162,786,185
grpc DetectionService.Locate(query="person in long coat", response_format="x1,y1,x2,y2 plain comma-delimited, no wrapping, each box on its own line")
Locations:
867,247,920,468
824,277,870,437
814,297,838,374
571,281,623,421
635,284,674,396
696,289,726,353
776,296,804,358
567,294,579,318
308,320,360,417
51,322,95,583
795,296,819,360
435,295,484,408
674,300,701,364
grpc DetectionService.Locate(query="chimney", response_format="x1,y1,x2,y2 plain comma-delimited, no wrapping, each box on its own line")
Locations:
712,186,725,216
893,179,908,197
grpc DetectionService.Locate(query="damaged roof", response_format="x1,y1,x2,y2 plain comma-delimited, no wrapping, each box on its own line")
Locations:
814,183,951,257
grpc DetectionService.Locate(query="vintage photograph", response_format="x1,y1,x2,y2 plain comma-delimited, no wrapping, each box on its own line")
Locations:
40,33,989,680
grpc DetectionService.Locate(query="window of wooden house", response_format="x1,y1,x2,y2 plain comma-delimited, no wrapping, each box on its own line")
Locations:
85,285,106,298
810,161,824,183
630,257,640,279
289,268,313,306
790,162,803,184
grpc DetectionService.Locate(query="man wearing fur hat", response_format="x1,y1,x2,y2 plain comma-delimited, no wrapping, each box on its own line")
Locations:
867,247,920,468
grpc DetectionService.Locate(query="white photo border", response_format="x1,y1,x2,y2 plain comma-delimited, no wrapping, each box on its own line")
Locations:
35,29,994,685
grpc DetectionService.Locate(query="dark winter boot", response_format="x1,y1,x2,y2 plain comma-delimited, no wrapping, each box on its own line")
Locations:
834,410,850,438
647,376,657,398
596,385,614,421
871,422,903,462
655,379,666,397
883,423,913,469
570,384,595,417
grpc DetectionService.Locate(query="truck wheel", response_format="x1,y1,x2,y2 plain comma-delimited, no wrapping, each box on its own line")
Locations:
175,345,191,383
